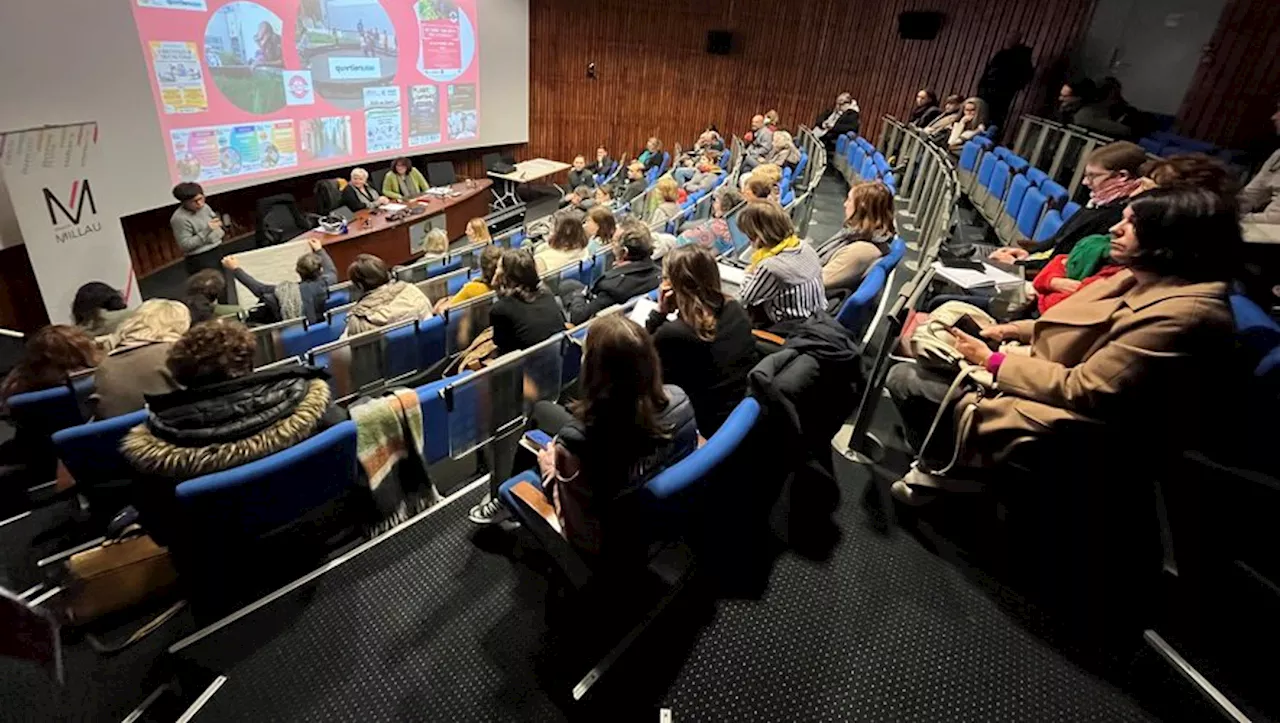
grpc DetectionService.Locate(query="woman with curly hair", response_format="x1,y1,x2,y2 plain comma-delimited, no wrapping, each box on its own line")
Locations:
122,320,347,543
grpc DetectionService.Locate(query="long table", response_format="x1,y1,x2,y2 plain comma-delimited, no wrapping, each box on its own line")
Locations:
488,158,570,209
230,180,491,302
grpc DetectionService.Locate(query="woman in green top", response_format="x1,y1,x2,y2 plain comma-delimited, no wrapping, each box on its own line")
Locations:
382,157,430,200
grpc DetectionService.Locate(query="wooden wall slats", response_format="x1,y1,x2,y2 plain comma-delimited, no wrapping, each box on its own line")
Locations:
1176,0,1280,152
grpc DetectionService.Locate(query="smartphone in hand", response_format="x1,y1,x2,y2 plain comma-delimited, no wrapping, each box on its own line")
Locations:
949,315,1001,350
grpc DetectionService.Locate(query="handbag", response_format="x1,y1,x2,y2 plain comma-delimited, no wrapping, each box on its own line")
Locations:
444,326,498,376
909,301,996,373
62,525,178,626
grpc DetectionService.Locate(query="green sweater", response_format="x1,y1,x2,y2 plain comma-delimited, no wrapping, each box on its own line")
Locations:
382,168,430,200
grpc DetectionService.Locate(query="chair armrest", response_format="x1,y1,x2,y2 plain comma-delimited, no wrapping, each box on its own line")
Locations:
498,471,593,589
511,479,562,535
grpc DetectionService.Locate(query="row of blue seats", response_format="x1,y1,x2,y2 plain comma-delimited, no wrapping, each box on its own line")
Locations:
1137,130,1244,166
959,138,1082,247
836,134,897,195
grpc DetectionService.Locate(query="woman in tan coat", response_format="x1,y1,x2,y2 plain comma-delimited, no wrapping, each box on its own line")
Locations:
887,187,1238,504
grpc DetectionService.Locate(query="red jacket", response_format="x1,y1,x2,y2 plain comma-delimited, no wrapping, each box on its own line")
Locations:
1032,254,1125,313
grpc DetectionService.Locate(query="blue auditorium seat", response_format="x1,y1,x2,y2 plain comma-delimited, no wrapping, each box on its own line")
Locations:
1040,180,1068,209
6,379,91,438
659,151,671,174
52,409,148,518
1138,138,1166,156
1005,154,1030,175
971,153,999,206
794,150,808,182
1062,201,1081,220
836,134,850,157
1034,209,1064,242
1230,294,1280,370
1002,174,1032,228
1015,187,1048,241
835,265,886,335
873,155,891,177
1026,167,1049,187
992,147,1010,162
727,214,749,253
982,161,1012,220
325,288,351,311
874,237,907,273
280,318,346,358
957,140,983,179
859,156,876,182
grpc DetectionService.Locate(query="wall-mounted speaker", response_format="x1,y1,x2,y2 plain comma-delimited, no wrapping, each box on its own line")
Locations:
707,30,733,55
898,12,944,40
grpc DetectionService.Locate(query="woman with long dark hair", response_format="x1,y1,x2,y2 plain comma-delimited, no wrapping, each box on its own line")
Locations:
647,245,756,435
529,314,696,554
490,248,565,356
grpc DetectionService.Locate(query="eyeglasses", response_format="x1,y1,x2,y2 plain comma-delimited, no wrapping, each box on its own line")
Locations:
1083,169,1115,184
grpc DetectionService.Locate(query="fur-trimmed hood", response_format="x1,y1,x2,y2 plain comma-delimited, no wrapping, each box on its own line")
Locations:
122,366,340,480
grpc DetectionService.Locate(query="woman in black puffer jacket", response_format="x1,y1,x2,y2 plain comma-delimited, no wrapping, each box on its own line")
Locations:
122,319,347,544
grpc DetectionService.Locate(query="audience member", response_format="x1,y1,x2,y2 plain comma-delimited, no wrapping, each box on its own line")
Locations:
924,94,965,142
91,300,189,419
1238,103,1280,224
222,237,337,324
435,243,502,314
638,137,665,173
121,321,346,543
743,175,779,204
183,269,240,324
977,32,1034,131
490,248,567,356
619,162,647,203
422,228,450,259
745,114,774,164
648,177,682,227
813,92,861,142
694,128,726,154
170,182,225,273
886,187,1238,504
584,205,618,254
343,253,433,335
535,215,591,273
562,221,662,324
947,97,989,153
72,282,132,337
765,110,780,129
593,184,614,210
737,201,825,330
677,153,724,194
381,157,429,200
647,245,756,435
342,167,389,212
0,325,101,403
767,130,802,170
678,186,745,254
1054,79,1094,125
521,313,696,554
464,216,492,245
908,89,942,128
567,155,596,189
589,146,615,175
991,141,1147,270
815,181,895,292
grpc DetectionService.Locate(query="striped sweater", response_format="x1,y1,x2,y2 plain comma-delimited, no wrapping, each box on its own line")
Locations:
739,244,826,325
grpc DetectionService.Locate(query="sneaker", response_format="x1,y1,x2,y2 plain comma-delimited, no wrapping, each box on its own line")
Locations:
468,495,511,525
890,479,937,506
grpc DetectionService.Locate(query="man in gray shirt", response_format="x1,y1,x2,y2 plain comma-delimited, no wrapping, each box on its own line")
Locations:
742,114,774,172
170,182,225,268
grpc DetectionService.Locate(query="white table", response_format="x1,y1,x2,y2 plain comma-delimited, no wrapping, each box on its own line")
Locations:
487,158,571,209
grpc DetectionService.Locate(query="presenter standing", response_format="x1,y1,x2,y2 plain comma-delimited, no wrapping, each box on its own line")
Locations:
170,182,225,274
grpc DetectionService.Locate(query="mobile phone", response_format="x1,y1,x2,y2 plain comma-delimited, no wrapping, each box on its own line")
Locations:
520,430,553,454
950,315,1001,350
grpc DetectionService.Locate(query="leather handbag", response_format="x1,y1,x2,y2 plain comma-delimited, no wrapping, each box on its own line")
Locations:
909,300,997,373
62,525,177,626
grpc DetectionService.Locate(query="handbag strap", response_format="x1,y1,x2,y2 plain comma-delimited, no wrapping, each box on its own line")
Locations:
85,600,186,655
915,365,982,477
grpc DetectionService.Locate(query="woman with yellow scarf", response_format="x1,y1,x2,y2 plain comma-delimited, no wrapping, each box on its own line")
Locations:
737,202,825,331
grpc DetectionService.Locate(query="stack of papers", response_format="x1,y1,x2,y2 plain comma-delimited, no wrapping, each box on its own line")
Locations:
931,261,1022,290
718,263,746,287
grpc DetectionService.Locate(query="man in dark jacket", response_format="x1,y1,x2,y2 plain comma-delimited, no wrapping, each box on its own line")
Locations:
977,32,1035,133
561,222,661,324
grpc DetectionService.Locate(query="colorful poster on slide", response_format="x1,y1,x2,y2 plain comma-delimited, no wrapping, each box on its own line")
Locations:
131,0,479,188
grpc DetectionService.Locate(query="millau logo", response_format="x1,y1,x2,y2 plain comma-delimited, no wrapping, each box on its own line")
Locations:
42,179,102,242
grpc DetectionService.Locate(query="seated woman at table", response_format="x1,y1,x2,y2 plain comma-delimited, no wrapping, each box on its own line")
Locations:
737,201,825,332
344,253,434,336
535,215,591,273
381,157,429,201
342,167,390,212
222,237,336,325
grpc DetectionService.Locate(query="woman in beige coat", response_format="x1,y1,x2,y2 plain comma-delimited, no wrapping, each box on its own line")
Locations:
91,299,191,419
343,253,434,337
887,187,1238,504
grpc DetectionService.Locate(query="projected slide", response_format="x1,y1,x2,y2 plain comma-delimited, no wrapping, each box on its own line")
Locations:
132,0,479,188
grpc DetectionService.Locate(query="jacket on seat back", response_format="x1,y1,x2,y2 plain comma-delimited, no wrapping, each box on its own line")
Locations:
749,312,863,471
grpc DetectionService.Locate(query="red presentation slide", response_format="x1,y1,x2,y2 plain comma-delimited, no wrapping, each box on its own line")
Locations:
131,0,480,189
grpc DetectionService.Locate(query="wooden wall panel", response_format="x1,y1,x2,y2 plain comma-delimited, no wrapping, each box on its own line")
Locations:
0,245,50,333
527,0,1097,161
1175,0,1280,153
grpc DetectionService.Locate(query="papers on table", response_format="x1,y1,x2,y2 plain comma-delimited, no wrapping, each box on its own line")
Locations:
381,203,407,213
931,261,1023,290
718,262,746,287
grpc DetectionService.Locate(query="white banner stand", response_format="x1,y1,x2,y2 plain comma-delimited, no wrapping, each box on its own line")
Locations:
0,122,138,324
